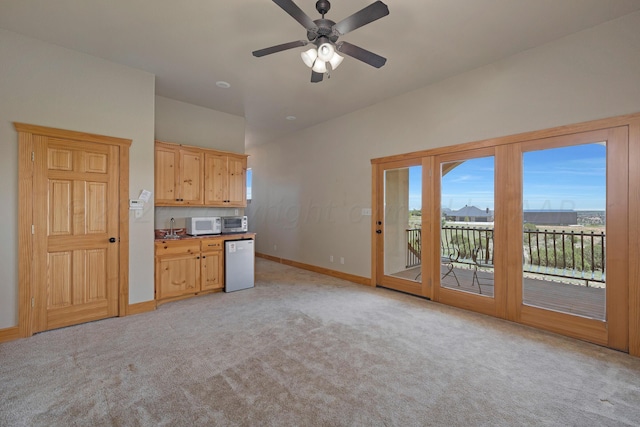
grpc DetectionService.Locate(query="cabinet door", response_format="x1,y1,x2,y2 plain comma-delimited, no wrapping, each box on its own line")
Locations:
201,251,224,291
155,145,180,205
156,254,201,299
204,153,228,205
227,156,247,207
180,149,204,205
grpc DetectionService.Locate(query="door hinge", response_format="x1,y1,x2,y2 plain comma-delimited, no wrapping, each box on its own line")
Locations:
31,224,35,235
31,152,35,162
31,297,35,308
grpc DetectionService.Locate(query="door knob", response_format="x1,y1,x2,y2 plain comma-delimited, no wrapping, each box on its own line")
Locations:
109,237,117,243
376,230,382,234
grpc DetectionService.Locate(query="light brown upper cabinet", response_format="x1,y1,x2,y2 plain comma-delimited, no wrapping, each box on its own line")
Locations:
155,140,247,207
204,152,247,207
155,141,204,205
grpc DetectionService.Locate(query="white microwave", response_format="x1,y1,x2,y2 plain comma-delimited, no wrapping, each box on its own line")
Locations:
186,217,221,236
221,216,248,234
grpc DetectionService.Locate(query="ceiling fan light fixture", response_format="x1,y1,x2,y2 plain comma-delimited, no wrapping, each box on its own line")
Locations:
300,48,318,68
317,42,335,62
312,60,328,74
328,52,344,70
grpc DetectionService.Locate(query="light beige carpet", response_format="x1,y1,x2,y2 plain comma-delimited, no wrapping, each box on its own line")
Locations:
1,258,640,426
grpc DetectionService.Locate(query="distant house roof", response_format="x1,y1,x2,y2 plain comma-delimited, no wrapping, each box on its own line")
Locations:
523,209,576,213
450,205,492,218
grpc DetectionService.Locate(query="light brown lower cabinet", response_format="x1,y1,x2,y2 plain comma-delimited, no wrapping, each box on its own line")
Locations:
155,238,224,301
200,239,224,291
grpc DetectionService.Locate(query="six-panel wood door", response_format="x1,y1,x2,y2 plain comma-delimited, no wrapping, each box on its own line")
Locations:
33,137,120,332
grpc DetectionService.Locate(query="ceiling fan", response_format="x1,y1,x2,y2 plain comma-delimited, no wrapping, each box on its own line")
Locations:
252,0,390,83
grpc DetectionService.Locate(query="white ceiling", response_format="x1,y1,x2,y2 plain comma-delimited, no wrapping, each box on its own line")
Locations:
2,0,640,147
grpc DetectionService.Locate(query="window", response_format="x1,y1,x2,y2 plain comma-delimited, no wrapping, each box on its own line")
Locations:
246,168,252,201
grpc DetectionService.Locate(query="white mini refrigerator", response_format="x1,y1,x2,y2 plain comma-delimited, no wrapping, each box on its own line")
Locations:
224,239,255,292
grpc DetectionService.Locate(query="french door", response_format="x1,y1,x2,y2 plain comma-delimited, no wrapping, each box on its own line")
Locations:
372,125,630,352
433,147,503,318
511,128,628,350
372,158,429,297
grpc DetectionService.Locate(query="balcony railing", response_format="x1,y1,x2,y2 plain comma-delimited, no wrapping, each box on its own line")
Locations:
407,226,606,286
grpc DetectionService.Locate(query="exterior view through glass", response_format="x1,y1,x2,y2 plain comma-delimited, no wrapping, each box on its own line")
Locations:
384,165,422,283
440,156,496,297
522,142,606,320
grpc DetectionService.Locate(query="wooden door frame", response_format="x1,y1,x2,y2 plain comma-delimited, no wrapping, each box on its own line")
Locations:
371,112,640,357
15,122,131,338
371,158,429,297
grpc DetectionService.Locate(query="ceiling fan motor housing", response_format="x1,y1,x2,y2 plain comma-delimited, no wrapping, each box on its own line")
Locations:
308,19,339,43
316,0,331,16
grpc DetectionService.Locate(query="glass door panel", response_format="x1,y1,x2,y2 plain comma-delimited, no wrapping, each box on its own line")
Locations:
522,143,606,320
440,156,495,298
384,165,422,283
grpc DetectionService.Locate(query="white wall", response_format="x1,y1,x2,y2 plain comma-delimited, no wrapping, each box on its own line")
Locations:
153,96,247,229
247,11,640,278
155,96,245,152
0,29,156,328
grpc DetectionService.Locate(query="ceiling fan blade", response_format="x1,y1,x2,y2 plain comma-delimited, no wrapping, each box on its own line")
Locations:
337,41,387,68
273,0,317,31
253,40,308,57
311,71,324,83
333,1,389,36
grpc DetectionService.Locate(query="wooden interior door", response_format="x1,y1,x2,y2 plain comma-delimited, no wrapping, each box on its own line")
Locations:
32,137,120,332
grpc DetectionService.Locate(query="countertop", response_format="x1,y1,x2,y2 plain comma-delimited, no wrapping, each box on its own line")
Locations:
154,229,256,242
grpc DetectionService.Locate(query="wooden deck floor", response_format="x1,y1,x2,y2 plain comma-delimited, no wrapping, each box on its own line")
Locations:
392,265,606,321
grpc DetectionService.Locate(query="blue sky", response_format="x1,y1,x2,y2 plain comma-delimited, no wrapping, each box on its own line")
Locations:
408,142,606,211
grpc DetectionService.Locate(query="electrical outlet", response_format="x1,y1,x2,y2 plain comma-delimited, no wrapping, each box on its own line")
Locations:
340,257,345,265
330,255,334,262
274,244,277,251
235,209,239,215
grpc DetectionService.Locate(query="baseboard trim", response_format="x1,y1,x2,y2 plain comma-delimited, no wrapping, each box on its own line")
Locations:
0,326,21,343
256,253,372,286
127,300,156,316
